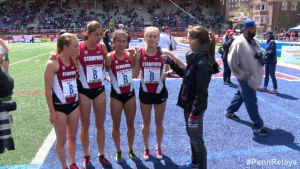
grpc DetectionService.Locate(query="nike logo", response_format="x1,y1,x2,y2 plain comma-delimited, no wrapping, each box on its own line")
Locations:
71,66,75,69
125,60,129,62
128,93,133,96
161,98,166,101
97,51,100,53
155,58,159,60
98,88,102,91
73,103,77,106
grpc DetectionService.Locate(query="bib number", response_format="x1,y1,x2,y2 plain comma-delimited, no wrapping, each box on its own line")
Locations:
62,78,77,98
87,64,102,83
144,67,160,83
117,69,132,87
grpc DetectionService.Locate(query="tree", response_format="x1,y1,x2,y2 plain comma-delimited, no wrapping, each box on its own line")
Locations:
234,2,250,18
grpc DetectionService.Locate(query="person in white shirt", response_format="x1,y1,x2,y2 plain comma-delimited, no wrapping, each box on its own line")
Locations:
158,27,170,50
158,27,171,71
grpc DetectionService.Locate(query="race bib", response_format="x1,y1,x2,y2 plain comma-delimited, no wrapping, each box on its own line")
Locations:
144,67,160,83
117,69,132,87
62,78,77,98
86,64,103,83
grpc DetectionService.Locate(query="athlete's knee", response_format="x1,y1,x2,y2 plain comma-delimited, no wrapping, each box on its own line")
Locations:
155,121,164,128
127,123,135,130
80,123,90,132
67,133,77,143
56,137,67,146
95,123,105,130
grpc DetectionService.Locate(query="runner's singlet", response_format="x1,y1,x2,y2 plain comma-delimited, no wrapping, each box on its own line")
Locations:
78,41,106,89
52,57,78,103
139,48,165,93
109,51,133,94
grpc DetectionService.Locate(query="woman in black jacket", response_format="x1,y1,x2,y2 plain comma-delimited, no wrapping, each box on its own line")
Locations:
222,29,234,84
103,30,112,52
161,26,218,169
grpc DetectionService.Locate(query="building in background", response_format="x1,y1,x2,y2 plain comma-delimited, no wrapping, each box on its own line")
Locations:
249,0,300,35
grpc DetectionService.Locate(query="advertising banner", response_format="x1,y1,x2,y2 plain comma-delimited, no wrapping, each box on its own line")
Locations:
280,46,300,63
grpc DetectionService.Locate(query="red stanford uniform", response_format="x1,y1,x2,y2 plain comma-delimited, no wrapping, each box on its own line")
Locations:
109,52,133,94
139,48,165,93
77,41,106,89
52,57,78,103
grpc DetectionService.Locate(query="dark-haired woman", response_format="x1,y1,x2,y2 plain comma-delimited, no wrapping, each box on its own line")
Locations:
76,21,111,168
162,26,218,169
105,30,139,163
258,30,278,94
44,30,81,169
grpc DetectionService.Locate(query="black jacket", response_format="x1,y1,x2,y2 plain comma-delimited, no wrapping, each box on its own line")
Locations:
222,37,234,60
170,43,215,116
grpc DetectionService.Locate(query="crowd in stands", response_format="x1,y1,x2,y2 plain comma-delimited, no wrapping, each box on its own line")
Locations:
0,1,42,34
0,0,224,34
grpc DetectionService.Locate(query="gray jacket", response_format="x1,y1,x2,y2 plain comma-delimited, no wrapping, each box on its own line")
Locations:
227,34,263,90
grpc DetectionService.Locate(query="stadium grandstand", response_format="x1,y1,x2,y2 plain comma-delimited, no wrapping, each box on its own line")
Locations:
0,0,229,40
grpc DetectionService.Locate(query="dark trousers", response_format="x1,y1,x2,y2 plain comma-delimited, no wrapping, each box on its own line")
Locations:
264,63,278,89
226,81,264,130
184,110,207,169
222,57,231,83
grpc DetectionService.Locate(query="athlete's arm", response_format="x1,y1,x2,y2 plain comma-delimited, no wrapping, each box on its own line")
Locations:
132,49,141,79
162,49,186,68
127,51,135,68
0,39,9,62
105,52,112,71
44,60,59,124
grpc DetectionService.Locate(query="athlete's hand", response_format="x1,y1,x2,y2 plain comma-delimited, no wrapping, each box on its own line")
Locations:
49,52,57,60
126,48,135,56
50,111,59,125
105,76,111,82
0,57,2,63
134,45,143,56
160,55,172,64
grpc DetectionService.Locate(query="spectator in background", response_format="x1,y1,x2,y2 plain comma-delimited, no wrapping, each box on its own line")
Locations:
166,30,177,51
103,30,112,52
158,27,171,71
118,24,131,49
0,38,10,73
222,29,234,85
258,30,278,94
158,26,170,50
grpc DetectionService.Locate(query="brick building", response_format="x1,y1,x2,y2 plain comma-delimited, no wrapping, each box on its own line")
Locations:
249,0,300,34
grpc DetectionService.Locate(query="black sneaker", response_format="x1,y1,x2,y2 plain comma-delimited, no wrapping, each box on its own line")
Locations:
225,112,240,120
82,156,91,169
128,150,139,162
99,154,112,167
253,128,269,137
115,151,124,164
228,81,234,84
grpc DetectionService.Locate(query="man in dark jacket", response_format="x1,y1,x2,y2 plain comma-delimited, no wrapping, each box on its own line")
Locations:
222,29,234,84
161,26,218,169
